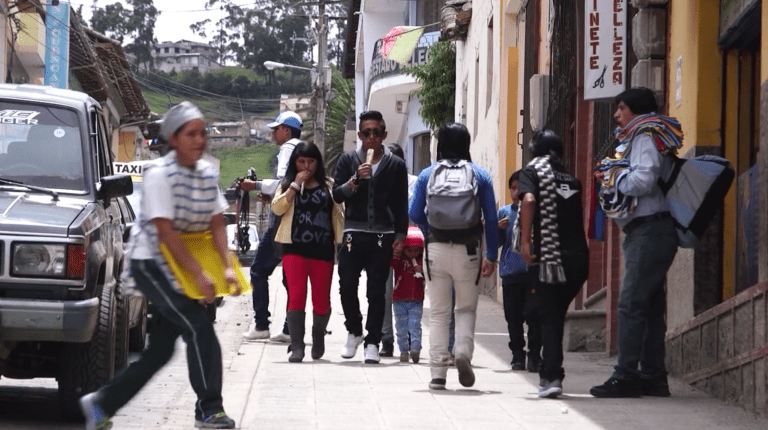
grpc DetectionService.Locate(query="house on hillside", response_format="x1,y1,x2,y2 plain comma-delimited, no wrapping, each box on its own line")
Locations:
208,122,250,150
152,40,222,74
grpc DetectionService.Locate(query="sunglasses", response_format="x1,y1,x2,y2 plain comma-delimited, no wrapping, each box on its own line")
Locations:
360,128,384,138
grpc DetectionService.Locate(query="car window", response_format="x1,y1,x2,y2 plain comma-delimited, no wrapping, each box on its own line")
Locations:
0,102,85,191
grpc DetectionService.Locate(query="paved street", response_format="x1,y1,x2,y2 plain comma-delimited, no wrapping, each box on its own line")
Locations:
2,267,768,429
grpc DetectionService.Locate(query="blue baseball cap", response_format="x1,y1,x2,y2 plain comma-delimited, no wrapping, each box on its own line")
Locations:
267,111,303,130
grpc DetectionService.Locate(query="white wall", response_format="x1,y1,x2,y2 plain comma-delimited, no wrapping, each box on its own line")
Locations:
457,0,501,194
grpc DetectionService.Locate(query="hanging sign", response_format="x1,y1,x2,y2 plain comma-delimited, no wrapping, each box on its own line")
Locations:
45,2,70,89
584,0,626,101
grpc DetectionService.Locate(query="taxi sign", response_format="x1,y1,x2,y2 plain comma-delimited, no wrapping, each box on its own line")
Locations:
113,161,151,176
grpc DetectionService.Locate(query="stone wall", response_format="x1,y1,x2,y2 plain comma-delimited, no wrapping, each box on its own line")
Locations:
666,282,768,417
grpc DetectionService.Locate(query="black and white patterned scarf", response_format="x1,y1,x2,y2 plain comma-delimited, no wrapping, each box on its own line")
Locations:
513,156,567,284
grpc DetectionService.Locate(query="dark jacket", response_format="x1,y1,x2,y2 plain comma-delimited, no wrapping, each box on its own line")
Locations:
332,146,409,241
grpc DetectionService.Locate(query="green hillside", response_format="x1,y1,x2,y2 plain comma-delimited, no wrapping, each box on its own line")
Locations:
214,144,277,189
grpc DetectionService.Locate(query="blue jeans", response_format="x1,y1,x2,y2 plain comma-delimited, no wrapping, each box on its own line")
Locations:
613,217,678,381
249,224,285,330
394,300,423,353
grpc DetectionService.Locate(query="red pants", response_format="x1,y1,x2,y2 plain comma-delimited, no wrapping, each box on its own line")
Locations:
282,254,333,314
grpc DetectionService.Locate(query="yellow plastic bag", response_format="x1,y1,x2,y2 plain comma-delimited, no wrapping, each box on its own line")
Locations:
159,231,252,300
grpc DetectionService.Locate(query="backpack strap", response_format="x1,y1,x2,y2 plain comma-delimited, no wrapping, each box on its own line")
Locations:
657,154,684,196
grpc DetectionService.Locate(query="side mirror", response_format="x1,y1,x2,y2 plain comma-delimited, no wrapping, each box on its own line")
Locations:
99,175,133,200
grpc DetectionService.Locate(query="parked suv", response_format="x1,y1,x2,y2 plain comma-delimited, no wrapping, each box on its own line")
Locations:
0,84,147,420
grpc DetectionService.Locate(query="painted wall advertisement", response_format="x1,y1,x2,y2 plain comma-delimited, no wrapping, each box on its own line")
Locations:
45,2,70,89
584,0,626,101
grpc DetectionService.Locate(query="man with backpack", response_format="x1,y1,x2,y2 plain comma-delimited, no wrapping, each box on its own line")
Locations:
333,110,409,364
590,87,680,398
409,122,498,390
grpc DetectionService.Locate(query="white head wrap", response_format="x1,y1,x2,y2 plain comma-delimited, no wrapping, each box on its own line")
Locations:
160,101,204,141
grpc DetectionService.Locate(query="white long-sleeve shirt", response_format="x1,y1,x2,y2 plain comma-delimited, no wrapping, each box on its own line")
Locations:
253,138,300,195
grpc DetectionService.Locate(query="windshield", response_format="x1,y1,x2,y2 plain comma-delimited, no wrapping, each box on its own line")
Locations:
0,102,85,191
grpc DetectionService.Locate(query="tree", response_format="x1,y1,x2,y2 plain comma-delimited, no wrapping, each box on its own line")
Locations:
91,0,159,68
191,0,312,72
325,67,354,173
404,41,456,132
231,75,251,97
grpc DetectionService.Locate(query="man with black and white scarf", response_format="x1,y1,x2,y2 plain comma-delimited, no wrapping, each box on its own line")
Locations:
518,130,589,399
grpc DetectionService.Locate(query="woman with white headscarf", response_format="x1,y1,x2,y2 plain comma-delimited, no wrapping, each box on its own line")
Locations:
79,101,238,429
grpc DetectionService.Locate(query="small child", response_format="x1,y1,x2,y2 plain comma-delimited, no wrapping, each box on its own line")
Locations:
498,170,541,372
391,226,426,364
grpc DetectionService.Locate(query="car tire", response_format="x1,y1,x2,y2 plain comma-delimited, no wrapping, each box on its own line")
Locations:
128,299,148,352
58,285,117,421
114,283,130,371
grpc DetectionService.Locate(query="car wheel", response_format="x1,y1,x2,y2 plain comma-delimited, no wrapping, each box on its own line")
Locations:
58,285,117,421
129,299,148,352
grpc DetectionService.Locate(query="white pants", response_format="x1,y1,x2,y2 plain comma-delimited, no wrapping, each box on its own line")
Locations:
426,242,481,379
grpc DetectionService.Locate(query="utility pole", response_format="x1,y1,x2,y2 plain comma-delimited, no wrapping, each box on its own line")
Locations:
314,0,328,157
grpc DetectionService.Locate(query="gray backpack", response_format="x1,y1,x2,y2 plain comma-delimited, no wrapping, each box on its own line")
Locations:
426,160,481,239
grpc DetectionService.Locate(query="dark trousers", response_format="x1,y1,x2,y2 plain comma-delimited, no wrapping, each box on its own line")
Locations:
337,232,394,346
249,224,287,331
532,264,588,382
502,273,541,362
98,259,223,421
614,217,678,381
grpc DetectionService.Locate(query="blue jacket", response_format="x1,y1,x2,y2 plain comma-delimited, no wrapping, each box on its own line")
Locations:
409,161,498,261
497,204,528,279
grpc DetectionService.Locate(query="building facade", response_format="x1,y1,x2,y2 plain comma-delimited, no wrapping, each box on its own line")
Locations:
346,0,439,177
496,0,768,416
152,40,222,74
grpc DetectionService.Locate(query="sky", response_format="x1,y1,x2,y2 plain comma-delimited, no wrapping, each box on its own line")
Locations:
76,0,223,44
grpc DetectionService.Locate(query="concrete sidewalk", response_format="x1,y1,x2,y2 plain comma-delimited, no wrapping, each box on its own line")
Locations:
217,270,768,430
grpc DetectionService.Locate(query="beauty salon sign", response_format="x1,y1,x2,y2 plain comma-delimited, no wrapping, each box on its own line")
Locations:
584,0,626,101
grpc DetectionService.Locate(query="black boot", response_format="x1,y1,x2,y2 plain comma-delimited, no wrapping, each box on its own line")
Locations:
380,339,395,357
311,311,331,359
286,310,305,362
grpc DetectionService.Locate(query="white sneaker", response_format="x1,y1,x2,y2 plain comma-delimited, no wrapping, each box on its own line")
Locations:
270,332,291,343
363,344,380,364
341,333,363,359
242,325,269,340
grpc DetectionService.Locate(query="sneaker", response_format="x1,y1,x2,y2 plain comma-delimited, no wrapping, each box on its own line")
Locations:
270,332,291,343
429,378,447,390
410,350,420,364
363,344,380,364
641,377,671,397
380,339,394,357
79,392,112,430
511,360,525,371
195,411,236,429
400,352,410,362
455,357,475,387
538,379,563,398
527,356,542,373
243,325,269,340
341,333,363,359
538,378,547,389
590,377,643,398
